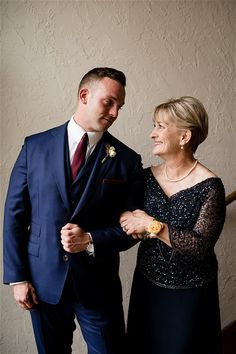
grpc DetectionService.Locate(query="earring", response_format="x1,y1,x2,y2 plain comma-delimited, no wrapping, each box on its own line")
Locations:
180,145,184,150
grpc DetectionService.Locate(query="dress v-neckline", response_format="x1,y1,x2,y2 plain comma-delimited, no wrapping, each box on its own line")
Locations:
148,167,219,200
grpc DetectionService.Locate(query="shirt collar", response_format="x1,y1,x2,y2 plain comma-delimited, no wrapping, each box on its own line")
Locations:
68,116,103,147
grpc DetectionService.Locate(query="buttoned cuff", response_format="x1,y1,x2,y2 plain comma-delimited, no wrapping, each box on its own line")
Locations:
10,281,28,285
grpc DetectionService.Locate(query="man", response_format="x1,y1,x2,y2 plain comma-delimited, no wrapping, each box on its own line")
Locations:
3,67,144,354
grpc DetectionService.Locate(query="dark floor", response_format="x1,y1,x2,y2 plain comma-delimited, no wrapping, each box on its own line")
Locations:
222,321,236,354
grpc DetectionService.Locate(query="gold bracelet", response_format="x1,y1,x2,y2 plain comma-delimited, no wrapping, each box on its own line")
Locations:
146,219,164,237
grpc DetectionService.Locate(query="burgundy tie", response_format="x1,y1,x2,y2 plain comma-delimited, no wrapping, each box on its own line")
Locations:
71,133,88,180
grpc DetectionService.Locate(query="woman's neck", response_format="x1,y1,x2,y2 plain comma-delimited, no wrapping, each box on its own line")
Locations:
163,155,197,182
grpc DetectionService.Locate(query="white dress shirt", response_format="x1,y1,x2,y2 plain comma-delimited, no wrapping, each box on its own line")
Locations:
68,116,103,255
67,116,103,164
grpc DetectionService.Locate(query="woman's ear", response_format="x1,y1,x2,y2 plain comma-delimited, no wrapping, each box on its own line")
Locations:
79,88,88,104
180,130,192,146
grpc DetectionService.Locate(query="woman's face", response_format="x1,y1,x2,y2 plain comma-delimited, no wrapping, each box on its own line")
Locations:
150,110,183,157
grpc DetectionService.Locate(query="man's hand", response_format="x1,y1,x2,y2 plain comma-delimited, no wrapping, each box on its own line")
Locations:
61,223,90,253
13,282,38,310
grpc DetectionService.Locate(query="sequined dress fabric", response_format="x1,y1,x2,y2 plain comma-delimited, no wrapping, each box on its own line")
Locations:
137,168,226,289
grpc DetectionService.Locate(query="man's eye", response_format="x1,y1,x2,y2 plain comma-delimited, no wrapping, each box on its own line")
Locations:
104,99,113,106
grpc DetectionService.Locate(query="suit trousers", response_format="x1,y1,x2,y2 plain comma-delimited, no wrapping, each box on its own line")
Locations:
30,276,125,354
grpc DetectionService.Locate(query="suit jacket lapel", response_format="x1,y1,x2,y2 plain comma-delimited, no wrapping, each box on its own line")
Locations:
70,133,114,219
49,127,115,219
49,122,71,213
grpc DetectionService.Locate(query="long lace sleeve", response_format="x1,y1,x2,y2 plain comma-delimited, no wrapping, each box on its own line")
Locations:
169,180,225,258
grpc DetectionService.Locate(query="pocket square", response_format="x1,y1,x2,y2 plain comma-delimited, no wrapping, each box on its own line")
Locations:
102,178,126,185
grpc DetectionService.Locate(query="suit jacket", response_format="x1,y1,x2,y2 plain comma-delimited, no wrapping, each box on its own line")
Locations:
3,122,144,307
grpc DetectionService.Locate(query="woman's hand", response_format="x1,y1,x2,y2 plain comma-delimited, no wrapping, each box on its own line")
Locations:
120,209,153,238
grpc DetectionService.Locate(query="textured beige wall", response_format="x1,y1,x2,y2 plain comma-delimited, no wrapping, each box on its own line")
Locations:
1,0,235,353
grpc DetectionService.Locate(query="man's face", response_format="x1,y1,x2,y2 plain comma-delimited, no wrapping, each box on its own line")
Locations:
78,77,126,132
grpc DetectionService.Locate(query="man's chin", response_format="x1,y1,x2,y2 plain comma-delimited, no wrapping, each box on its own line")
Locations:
101,119,113,130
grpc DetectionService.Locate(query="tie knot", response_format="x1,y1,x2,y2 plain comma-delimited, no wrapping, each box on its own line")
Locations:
82,132,88,142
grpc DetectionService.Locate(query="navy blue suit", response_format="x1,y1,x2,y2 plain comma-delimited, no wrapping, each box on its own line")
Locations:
3,122,144,353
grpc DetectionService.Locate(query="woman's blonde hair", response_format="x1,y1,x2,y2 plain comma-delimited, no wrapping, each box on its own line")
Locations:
154,96,209,153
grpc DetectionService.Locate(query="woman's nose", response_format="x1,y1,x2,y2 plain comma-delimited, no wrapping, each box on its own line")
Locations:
150,127,158,138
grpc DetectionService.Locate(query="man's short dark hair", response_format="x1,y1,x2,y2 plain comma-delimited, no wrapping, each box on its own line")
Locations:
78,67,126,92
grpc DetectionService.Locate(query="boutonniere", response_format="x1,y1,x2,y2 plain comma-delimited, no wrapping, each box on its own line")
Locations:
101,144,116,163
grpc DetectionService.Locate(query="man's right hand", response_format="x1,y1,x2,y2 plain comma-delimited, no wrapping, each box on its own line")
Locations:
13,282,39,310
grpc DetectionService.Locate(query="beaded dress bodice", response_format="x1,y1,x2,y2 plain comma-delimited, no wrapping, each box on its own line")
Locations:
137,168,226,289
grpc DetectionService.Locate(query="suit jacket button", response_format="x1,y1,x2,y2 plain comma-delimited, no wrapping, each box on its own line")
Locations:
63,254,69,261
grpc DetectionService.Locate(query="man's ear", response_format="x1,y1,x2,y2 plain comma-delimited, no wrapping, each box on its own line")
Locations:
180,129,192,146
79,88,89,104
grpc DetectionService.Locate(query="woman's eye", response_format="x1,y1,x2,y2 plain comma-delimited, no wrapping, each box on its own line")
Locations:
154,123,164,128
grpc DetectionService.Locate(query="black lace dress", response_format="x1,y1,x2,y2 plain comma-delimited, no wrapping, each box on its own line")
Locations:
126,168,226,354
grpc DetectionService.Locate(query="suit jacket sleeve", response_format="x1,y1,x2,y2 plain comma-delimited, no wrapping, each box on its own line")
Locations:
87,154,144,260
3,138,31,283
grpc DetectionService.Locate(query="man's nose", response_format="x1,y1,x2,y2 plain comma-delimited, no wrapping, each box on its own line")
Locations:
109,106,119,118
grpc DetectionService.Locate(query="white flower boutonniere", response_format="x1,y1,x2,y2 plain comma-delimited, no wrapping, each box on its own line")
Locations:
101,144,116,163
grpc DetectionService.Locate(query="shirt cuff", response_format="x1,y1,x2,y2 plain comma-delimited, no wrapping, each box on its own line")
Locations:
86,232,94,256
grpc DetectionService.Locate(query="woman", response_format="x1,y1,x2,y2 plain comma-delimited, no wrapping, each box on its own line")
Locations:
120,96,225,354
